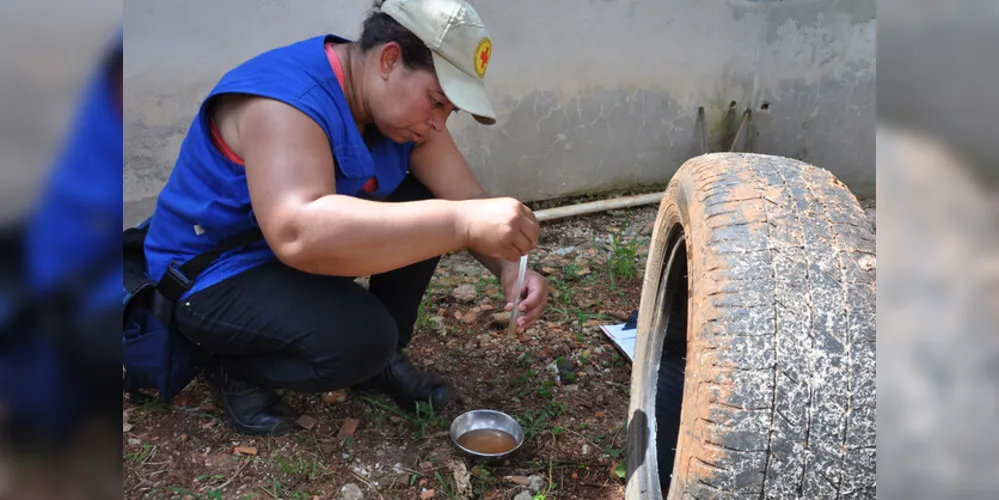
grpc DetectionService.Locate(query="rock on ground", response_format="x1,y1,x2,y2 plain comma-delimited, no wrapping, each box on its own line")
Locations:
340,482,363,500
513,491,534,500
528,475,546,494
452,284,477,303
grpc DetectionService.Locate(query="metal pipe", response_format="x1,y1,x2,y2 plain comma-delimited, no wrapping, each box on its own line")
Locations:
730,109,751,152
535,192,664,222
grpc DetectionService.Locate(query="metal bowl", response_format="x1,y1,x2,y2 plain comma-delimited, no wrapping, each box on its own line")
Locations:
449,409,525,459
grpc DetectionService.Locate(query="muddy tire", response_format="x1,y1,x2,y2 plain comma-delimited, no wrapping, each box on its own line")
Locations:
625,153,876,499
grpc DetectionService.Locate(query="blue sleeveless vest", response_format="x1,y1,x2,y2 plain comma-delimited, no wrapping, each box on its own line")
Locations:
144,35,415,298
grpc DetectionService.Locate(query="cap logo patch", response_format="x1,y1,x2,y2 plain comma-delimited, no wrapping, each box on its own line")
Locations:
474,37,492,79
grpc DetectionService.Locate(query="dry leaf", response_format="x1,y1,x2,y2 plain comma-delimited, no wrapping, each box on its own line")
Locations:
201,421,216,430
233,446,258,456
610,310,632,322
321,390,347,404
595,411,606,418
179,433,189,443
451,460,473,499
503,476,531,486
295,414,319,430
338,418,360,439
421,489,436,500
583,319,602,328
389,416,404,424
461,309,480,324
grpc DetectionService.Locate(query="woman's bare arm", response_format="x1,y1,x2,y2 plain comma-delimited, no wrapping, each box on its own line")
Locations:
234,97,468,276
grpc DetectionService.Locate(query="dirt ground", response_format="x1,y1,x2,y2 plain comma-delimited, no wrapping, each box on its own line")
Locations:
122,199,879,500
123,204,661,500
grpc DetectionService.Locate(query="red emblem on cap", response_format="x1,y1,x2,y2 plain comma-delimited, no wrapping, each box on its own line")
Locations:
474,38,492,79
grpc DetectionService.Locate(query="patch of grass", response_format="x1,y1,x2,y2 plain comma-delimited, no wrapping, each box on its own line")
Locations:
273,453,327,482
435,470,455,500
607,233,642,282
415,288,436,331
125,443,155,464
561,263,586,281
536,379,554,399
361,395,446,438
517,349,535,367
413,400,448,438
510,369,536,388
516,401,568,440
170,487,226,500
471,465,497,496
475,274,500,293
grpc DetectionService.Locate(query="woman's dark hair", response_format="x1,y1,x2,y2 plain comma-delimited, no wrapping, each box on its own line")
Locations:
358,11,434,71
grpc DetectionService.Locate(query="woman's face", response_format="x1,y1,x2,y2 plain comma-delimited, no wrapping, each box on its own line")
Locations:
369,43,457,143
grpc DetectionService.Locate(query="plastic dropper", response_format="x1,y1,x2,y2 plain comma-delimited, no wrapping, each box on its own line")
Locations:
507,254,528,335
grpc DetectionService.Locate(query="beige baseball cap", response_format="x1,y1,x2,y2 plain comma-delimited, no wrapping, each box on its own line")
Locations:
378,0,497,125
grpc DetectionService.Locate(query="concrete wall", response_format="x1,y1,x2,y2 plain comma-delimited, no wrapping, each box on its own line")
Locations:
124,0,875,227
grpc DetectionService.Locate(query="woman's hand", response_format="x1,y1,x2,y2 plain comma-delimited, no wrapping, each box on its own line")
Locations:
501,268,549,333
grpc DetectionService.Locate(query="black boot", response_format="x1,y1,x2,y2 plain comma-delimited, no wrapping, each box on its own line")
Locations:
354,352,455,412
203,364,298,436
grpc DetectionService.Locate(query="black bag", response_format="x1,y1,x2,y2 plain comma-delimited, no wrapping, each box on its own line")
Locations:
122,218,262,403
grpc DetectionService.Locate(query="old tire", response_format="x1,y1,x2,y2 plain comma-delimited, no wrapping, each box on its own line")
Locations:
625,153,876,499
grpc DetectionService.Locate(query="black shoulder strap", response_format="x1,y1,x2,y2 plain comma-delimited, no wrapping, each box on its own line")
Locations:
155,227,264,303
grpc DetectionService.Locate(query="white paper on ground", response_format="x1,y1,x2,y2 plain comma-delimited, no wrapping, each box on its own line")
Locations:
600,323,637,362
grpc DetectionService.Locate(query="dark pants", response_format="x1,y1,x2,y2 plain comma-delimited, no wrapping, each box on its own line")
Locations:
174,177,440,393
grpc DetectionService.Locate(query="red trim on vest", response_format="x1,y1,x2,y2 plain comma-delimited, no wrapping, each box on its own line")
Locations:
209,41,378,193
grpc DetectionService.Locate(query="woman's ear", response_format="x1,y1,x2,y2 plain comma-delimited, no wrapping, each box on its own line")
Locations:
377,41,402,80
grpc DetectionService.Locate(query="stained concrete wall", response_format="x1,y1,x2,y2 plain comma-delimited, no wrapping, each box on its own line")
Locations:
124,0,875,227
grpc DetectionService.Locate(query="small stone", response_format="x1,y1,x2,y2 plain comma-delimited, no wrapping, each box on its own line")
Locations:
338,418,360,439
431,316,446,332
504,476,531,486
564,384,579,392
461,309,481,324
389,416,404,424
321,390,348,404
452,284,477,303
490,312,511,327
528,475,546,494
453,263,480,276
340,482,364,500
582,444,592,455
513,491,534,500
420,489,436,499
295,414,319,430
553,246,577,257
128,438,141,446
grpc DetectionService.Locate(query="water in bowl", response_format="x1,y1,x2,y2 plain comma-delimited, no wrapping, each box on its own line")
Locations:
457,429,518,455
